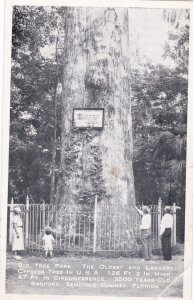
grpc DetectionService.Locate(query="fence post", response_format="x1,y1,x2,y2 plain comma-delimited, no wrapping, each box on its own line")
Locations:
172,203,176,247
9,197,14,245
25,195,29,247
93,195,98,253
42,201,45,231
157,197,162,248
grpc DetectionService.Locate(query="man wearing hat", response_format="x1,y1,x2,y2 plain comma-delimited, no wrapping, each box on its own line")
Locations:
160,206,173,260
135,205,152,261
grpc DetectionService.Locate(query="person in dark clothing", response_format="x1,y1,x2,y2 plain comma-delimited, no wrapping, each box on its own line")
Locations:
160,206,173,260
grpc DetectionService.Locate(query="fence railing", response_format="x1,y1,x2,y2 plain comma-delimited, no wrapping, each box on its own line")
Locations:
7,196,178,253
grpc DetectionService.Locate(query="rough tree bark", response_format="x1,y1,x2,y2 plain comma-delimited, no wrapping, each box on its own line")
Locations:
58,7,135,207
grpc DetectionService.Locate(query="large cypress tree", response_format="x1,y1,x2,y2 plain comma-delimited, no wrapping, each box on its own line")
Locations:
56,7,135,207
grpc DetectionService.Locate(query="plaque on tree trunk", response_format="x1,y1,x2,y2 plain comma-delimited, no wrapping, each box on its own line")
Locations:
73,108,104,129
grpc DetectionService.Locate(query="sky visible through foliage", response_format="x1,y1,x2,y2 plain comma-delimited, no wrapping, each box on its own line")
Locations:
130,8,171,65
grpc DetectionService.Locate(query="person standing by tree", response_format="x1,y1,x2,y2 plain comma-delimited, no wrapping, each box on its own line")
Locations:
135,206,152,261
12,207,24,259
160,206,173,260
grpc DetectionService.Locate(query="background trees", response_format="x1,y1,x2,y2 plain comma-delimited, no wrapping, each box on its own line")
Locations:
9,6,63,202
131,64,187,206
131,9,189,240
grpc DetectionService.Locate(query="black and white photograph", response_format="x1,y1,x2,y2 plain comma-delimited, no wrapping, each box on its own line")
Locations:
1,0,193,299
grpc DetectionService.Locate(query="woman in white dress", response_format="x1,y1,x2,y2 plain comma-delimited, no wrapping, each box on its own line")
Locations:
12,207,24,259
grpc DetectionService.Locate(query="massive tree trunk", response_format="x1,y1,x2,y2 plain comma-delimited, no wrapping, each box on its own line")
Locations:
58,7,135,206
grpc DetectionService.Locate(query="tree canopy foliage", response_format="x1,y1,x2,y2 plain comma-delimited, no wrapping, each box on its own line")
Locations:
10,6,64,202
131,9,189,240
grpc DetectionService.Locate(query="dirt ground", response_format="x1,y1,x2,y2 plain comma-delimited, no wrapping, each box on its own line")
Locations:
6,253,184,297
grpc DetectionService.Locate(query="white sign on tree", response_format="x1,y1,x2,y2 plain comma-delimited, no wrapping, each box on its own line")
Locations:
73,109,104,129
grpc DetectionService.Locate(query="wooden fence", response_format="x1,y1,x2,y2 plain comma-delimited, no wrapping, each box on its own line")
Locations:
7,196,178,254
